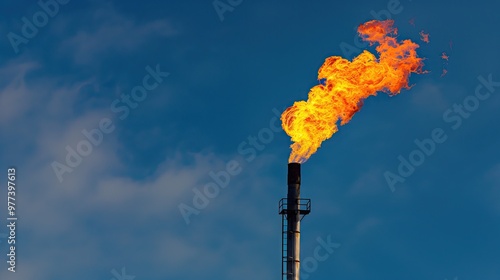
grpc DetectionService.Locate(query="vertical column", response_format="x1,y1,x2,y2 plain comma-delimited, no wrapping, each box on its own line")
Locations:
287,163,301,280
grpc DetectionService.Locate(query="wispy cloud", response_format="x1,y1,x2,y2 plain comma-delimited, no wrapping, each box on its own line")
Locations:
354,217,381,236
348,167,385,196
58,5,178,64
0,57,281,279
0,61,40,125
484,164,500,215
411,82,450,113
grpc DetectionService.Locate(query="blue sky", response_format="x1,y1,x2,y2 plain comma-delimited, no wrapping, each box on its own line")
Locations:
0,0,499,279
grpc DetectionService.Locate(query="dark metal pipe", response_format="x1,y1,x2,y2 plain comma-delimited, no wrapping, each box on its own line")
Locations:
287,163,301,280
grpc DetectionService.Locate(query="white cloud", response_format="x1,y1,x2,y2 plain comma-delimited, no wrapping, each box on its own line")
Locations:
0,259,50,280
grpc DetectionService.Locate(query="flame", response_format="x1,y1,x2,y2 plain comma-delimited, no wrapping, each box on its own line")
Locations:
441,52,449,61
441,52,449,77
420,30,430,43
281,20,425,163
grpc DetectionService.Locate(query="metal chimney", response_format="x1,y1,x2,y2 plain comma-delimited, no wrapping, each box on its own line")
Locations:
279,163,311,280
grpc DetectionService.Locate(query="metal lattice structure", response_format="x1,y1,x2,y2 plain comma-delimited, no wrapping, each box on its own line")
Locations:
279,198,311,280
